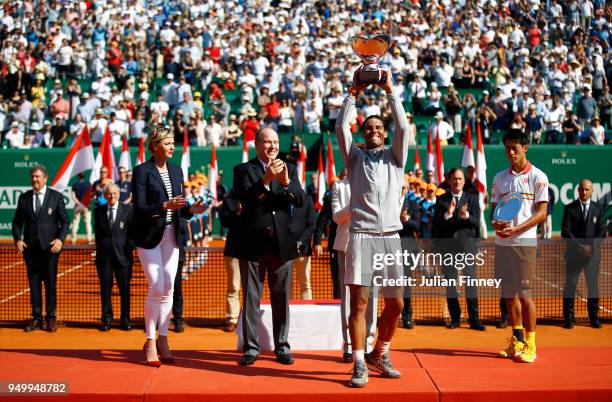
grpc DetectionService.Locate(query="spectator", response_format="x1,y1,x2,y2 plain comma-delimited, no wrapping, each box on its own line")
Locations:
563,108,582,145
50,116,68,148
117,167,132,205
543,94,565,144
40,120,54,148
426,82,441,115
430,112,454,145
90,109,108,146
444,84,463,133
205,114,223,147
589,117,605,145
577,86,598,136
304,99,322,134
6,121,24,148
278,99,294,134
224,115,242,146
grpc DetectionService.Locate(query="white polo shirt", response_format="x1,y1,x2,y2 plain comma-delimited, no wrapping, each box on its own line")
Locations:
491,161,548,247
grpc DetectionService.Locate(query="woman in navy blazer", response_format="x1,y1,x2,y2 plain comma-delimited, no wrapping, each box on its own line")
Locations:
132,126,205,366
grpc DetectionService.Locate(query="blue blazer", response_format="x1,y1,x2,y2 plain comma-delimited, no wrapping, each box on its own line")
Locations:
131,157,192,249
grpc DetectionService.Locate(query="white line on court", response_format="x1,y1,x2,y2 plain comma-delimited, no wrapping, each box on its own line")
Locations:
0,260,93,304
0,260,24,272
534,275,612,314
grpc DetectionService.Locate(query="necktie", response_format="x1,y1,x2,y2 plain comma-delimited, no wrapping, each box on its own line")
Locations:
582,203,588,223
34,192,41,215
109,207,115,227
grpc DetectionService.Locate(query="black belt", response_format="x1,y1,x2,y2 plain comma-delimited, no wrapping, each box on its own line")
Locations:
165,221,174,226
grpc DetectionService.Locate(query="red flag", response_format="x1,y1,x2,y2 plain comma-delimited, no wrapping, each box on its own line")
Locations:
242,135,249,163
51,125,95,192
181,124,190,179
118,134,132,171
88,125,118,205
475,121,487,195
136,137,145,165
460,123,475,168
325,136,336,187
296,141,307,189
435,127,444,184
426,125,435,176
315,147,326,210
413,140,421,171
90,125,118,184
208,143,218,201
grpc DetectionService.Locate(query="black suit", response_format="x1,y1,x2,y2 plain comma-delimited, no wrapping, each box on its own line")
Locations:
173,218,189,324
221,189,244,259
432,191,481,324
399,198,421,323
94,203,134,325
131,157,192,249
290,197,316,257
233,158,305,357
12,187,69,321
561,199,606,323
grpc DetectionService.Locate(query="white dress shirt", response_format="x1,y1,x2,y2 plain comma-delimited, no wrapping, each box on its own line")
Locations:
32,185,47,213
108,203,117,226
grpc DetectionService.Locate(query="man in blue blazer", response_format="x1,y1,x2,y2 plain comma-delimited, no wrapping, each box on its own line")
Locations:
12,165,69,332
233,127,305,366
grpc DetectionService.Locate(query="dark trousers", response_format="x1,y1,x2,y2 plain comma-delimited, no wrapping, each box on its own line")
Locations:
96,254,131,324
499,298,508,322
330,249,340,299
443,263,479,323
240,247,292,356
23,244,59,321
173,249,185,321
563,261,600,321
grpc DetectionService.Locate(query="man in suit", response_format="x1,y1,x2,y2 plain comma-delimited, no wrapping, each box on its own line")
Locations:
12,165,69,332
432,167,485,330
291,196,317,300
561,178,606,328
233,127,305,366
94,183,134,331
399,192,421,329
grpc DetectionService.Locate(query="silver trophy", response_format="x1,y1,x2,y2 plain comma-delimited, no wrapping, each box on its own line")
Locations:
349,34,391,85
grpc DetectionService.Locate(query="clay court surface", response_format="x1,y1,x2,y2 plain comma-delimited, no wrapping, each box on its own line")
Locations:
2,239,612,401
1,325,612,402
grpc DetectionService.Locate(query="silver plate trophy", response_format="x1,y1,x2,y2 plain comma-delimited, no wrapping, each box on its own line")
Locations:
349,34,391,85
493,192,522,222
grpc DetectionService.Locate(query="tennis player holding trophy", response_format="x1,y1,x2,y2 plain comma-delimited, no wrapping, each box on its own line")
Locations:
491,130,549,364
337,34,409,388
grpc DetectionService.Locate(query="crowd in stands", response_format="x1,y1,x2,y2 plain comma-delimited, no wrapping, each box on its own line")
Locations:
0,0,611,150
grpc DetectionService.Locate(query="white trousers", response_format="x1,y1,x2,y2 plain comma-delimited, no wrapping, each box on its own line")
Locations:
138,226,179,339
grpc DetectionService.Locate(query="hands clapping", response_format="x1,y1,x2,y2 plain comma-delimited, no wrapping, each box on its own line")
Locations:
459,203,469,220
264,159,290,187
